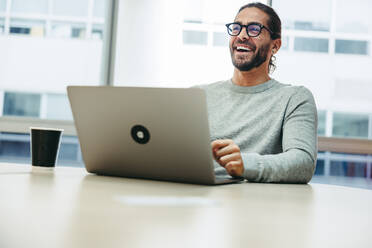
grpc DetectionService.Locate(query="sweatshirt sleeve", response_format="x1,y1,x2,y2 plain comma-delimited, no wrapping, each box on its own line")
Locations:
241,87,318,183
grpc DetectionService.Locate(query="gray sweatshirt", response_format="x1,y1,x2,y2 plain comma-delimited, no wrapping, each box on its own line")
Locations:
198,79,318,183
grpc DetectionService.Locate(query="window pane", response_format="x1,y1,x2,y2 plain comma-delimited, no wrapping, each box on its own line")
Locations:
3,92,40,117
318,110,326,136
281,36,289,50
294,37,328,53
94,0,105,18
183,0,203,23
213,32,227,47
53,0,89,17
273,0,331,31
0,18,4,34
0,0,6,12
92,24,104,40
11,0,48,14
314,159,325,175
335,0,372,34
330,160,367,178
183,30,208,45
335,40,369,55
51,22,86,39
46,94,73,120
332,113,369,138
10,19,45,36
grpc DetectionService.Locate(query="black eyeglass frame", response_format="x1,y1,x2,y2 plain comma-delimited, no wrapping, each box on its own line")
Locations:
225,22,274,38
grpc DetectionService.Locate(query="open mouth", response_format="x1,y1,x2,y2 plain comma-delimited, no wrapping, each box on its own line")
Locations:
235,46,253,53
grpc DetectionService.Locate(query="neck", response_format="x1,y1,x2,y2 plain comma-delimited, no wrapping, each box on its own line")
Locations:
232,66,271,87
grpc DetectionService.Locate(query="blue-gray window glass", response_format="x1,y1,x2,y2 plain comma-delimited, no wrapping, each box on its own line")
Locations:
213,32,227,47
94,0,105,18
3,92,41,117
314,159,325,175
318,110,326,136
0,0,6,12
53,0,89,17
183,30,207,45
273,0,331,32
92,24,104,39
294,37,329,53
335,40,368,55
335,0,372,34
332,112,369,138
11,0,48,14
46,94,73,120
330,160,367,178
9,19,45,36
0,18,4,34
281,36,289,50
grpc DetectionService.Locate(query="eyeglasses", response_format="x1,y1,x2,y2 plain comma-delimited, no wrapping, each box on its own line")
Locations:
225,22,274,38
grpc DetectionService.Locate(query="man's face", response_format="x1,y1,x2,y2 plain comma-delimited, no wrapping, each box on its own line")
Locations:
229,7,272,71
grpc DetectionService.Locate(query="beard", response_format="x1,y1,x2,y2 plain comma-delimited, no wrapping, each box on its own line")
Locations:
230,41,270,71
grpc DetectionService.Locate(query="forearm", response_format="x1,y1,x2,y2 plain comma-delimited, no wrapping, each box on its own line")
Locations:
242,149,316,183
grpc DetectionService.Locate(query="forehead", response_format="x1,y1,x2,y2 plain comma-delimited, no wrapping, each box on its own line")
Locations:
234,7,269,26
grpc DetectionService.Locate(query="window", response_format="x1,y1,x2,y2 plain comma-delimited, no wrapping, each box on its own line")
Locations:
330,160,367,178
280,36,289,50
314,159,325,175
335,40,369,55
318,110,326,136
94,0,105,18
333,113,369,139
0,0,6,12
52,0,89,17
45,94,73,120
335,0,372,34
11,0,48,14
273,0,331,31
3,92,41,117
0,0,109,166
213,32,228,47
51,22,86,39
0,18,4,34
294,37,329,53
183,30,208,45
9,19,45,36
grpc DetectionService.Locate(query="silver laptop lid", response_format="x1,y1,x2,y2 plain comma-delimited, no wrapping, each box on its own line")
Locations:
67,86,219,184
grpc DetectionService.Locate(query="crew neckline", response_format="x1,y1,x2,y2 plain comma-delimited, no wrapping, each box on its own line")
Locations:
227,78,277,94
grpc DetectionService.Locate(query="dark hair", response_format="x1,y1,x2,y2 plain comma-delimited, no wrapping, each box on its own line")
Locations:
238,2,281,73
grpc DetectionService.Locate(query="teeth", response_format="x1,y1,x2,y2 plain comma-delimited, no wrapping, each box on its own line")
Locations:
237,46,251,51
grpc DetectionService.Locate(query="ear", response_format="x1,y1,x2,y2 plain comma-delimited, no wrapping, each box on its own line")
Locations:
271,39,282,54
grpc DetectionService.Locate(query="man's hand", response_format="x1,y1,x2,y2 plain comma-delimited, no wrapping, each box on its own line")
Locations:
211,139,244,177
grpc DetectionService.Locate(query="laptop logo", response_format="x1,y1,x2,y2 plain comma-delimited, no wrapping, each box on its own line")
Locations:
131,125,150,144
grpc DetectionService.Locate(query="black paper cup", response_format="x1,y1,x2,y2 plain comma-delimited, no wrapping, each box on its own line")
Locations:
30,127,64,167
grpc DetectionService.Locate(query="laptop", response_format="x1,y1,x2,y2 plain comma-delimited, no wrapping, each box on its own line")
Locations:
67,86,243,185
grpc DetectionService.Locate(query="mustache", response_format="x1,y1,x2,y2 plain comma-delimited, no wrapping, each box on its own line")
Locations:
233,41,256,50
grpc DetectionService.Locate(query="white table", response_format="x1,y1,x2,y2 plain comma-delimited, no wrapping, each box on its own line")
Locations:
1,163,371,248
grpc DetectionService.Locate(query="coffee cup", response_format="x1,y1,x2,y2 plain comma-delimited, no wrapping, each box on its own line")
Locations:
30,127,64,167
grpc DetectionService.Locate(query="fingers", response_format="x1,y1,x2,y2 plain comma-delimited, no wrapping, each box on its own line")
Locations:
216,152,241,167
215,143,240,158
211,139,244,177
225,161,244,177
211,139,233,150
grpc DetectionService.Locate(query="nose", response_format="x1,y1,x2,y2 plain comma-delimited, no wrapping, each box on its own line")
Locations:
237,26,249,40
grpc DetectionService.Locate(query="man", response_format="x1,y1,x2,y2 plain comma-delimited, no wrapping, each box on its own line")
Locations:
199,2,317,183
